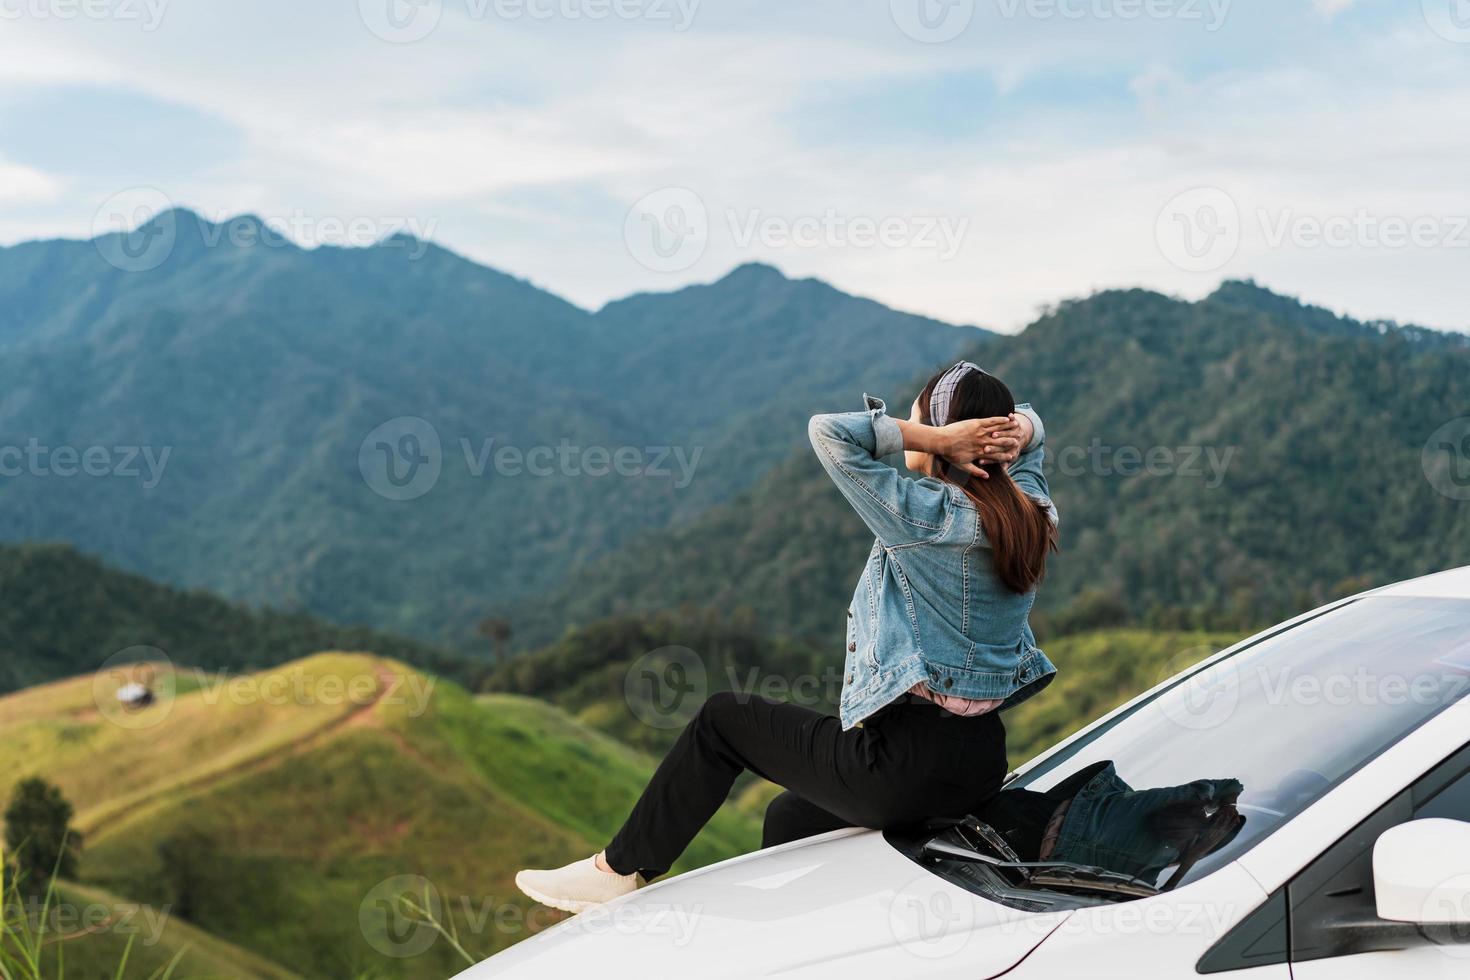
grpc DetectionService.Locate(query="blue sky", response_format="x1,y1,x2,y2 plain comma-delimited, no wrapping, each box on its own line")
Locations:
1,0,1468,332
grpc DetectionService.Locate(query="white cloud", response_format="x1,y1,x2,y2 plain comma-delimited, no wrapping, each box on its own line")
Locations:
1311,0,1360,18
0,158,62,205
0,1,1466,335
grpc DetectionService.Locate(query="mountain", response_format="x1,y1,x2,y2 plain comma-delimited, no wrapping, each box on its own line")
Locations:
0,653,760,978
0,213,978,646
508,284,1470,644
0,542,473,694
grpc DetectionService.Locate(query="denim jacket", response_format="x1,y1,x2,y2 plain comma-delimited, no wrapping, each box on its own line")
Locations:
808,395,1058,730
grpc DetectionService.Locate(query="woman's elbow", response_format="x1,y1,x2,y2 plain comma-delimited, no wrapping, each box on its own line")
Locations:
807,413,840,448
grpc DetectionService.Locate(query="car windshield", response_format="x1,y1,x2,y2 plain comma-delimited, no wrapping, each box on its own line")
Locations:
994,595,1470,893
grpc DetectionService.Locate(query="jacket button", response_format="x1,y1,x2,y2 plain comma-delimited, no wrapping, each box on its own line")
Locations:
847,609,853,618
848,641,857,652
846,675,853,685
943,678,954,689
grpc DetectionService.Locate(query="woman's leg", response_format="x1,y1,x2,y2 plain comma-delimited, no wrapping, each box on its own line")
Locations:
604,691,893,878
761,790,853,849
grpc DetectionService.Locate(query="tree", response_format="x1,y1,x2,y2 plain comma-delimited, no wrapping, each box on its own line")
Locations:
477,617,513,665
155,827,219,921
4,777,82,885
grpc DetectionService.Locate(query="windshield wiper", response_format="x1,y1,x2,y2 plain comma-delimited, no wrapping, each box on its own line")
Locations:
920,838,1161,898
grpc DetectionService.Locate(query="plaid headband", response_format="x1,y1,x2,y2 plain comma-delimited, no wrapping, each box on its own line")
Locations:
929,361,984,426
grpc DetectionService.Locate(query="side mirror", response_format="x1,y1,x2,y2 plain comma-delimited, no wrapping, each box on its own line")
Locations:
1375,819,1470,927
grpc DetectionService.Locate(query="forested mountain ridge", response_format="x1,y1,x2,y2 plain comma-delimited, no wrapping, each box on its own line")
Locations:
0,542,474,694
0,211,977,645
509,283,1470,645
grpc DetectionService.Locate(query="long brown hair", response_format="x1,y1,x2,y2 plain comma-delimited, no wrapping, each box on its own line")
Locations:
917,368,1057,594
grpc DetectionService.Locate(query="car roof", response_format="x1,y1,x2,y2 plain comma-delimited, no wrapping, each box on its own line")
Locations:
1373,564,1470,600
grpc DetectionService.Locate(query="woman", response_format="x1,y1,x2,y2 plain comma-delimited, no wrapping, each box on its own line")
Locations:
515,361,1058,912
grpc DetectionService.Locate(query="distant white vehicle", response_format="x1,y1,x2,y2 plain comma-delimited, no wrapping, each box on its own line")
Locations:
469,568,1470,979
115,681,154,709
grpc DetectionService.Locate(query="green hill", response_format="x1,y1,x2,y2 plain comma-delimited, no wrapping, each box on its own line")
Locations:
510,284,1470,645
487,609,1242,768
27,882,302,980
0,542,475,695
0,654,760,978
1000,628,1242,763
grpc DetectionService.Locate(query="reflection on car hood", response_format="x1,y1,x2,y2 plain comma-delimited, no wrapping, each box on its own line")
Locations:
464,829,1071,979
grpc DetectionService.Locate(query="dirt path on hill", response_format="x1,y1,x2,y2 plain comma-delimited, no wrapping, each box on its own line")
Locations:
81,661,416,842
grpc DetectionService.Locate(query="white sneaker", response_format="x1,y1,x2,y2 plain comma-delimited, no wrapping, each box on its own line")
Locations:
515,854,644,913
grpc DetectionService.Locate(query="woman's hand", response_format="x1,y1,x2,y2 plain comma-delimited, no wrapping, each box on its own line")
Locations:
938,415,1026,479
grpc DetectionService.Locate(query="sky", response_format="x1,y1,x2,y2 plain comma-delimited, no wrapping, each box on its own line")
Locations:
1,0,1468,333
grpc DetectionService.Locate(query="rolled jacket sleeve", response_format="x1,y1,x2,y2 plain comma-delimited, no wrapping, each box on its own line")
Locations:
865,394,906,459
1008,402,1057,525
809,395,949,546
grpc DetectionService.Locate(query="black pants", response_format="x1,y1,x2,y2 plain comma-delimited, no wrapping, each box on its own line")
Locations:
604,691,1008,878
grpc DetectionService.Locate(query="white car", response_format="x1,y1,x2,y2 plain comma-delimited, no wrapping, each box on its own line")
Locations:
468,568,1470,978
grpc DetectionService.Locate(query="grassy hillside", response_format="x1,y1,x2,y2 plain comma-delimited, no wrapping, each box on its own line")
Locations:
0,542,477,695
1001,628,1243,764
26,882,302,980
488,610,1243,767
0,654,760,978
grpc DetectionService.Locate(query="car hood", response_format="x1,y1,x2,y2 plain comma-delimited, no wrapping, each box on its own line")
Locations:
463,829,1071,979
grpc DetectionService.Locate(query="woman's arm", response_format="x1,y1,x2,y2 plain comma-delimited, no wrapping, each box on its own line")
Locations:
1008,404,1057,522
809,396,959,546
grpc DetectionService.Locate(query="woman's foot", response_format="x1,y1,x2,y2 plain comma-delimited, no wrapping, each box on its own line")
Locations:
515,853,644,913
